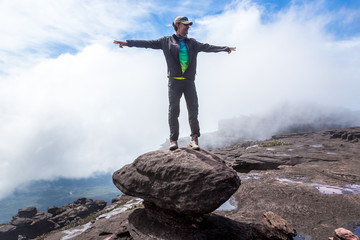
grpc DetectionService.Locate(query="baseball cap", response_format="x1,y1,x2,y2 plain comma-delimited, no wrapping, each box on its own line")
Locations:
174,16,193,25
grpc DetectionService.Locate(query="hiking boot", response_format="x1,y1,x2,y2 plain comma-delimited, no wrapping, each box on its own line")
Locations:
169,140,178,151
189,135,200,150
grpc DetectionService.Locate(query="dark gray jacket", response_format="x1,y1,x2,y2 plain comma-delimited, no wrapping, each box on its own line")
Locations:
126,34,230,80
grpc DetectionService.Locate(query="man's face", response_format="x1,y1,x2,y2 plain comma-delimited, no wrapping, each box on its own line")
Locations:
177,23,190,35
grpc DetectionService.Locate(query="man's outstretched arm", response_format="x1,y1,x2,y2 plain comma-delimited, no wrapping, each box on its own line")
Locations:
114,39,163,49
195,40,236,54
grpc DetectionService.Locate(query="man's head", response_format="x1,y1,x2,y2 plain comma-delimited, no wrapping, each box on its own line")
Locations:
172,16,193,35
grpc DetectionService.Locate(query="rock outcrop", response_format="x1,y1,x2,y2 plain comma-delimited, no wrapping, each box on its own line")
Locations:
112,148,296,239
49,197,106,228
214,127,360,173
113,148,248,239
0,207,57,240
0,197,106,240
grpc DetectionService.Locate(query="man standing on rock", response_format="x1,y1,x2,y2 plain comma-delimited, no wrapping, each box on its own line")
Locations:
114,16,236,151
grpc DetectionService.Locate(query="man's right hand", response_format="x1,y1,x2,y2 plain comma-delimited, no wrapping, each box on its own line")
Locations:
113,40,127,48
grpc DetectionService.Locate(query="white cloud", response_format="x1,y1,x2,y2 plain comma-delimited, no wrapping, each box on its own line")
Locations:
0,0,360,199
192,1,360,131
0,44,168,198
0,0,153,75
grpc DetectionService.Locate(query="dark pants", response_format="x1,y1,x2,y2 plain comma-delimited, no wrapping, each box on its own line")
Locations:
168,78,200,141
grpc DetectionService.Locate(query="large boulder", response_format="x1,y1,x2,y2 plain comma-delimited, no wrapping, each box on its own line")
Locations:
112,148,241,215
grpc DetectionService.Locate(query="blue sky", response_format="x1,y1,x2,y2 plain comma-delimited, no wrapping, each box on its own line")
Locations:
1,0,359,65
0,0,360,200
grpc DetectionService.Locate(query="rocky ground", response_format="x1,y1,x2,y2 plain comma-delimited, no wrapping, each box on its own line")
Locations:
213,127,360,239
0,198,107,240
1,127,359,240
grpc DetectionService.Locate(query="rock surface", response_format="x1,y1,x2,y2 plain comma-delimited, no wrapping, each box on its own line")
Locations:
113,148,241,215
213,127,360,239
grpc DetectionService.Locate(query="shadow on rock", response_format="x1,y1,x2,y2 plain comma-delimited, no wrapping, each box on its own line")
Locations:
128,208,253,240
128,208,296,240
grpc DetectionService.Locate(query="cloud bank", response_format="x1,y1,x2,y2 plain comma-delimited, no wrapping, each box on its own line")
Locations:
1,0,359,199
193,1,360,131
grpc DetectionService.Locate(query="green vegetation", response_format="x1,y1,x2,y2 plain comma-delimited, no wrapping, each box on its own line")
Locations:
127,204,144,211
210,211,223,216
259,139,292,147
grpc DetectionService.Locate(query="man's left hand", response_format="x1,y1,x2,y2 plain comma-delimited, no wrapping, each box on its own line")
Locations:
228,47,236,54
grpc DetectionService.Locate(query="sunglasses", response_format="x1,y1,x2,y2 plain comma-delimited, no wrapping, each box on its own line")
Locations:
179,17,188,21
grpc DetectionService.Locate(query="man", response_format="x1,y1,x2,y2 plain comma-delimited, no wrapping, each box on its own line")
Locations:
114,16,236,151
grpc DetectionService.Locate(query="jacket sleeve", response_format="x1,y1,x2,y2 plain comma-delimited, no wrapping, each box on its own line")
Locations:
194,39,230,53
126,38,163,49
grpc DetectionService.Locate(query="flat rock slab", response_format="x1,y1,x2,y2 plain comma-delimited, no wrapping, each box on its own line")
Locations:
112,148,240,215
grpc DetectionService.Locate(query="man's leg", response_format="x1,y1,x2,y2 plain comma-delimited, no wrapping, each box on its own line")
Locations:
184,80,200,138
168,79,183,143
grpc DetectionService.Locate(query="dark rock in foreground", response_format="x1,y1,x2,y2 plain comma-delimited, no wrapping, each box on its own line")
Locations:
113,148,241,215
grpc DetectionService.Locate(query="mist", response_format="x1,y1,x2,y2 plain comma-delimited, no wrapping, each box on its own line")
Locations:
1,0,360,200
194,103,360,150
